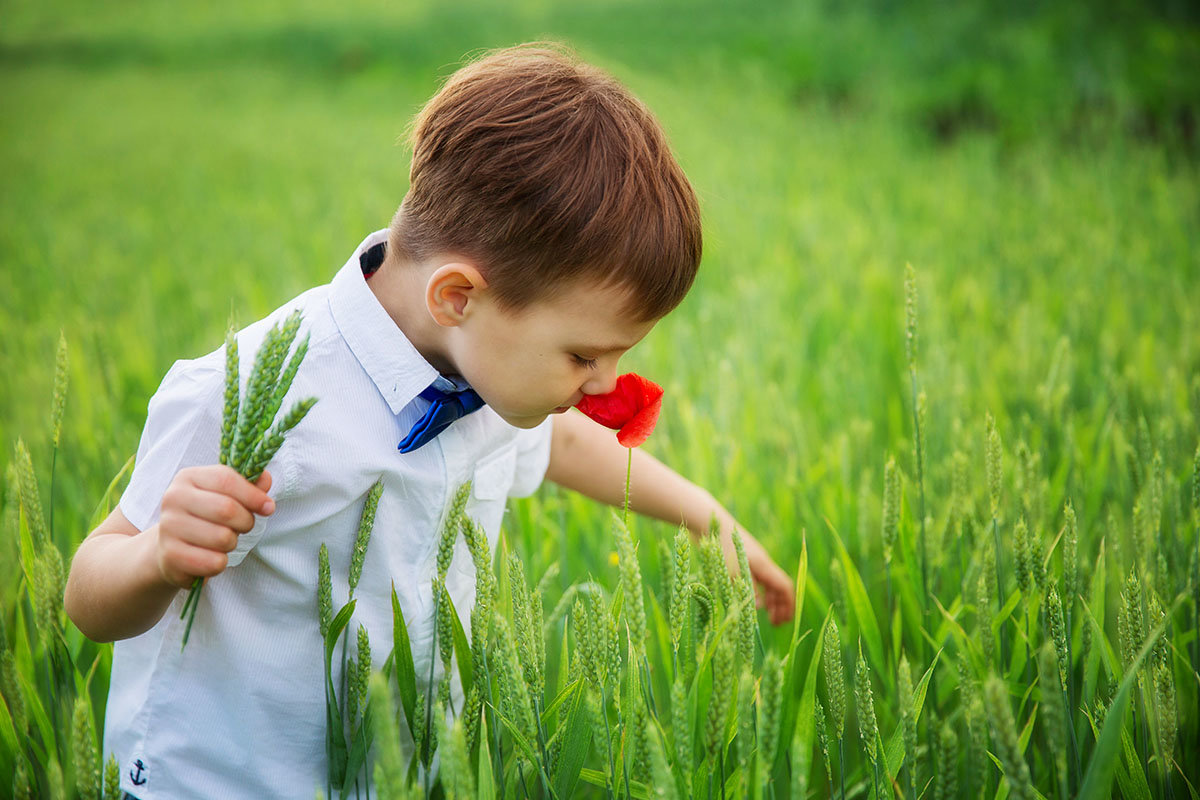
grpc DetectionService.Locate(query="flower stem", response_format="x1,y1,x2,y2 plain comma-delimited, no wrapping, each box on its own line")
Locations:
623,448,632,525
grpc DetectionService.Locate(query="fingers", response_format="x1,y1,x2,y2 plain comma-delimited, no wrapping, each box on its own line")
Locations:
753,560,796,626
156,465,276,586
156,528,232,589
185,465,276,517
254,469,274,498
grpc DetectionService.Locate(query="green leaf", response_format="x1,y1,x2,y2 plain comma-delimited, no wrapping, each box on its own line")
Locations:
16,670,54,768
883,649,940,774
324,600,356,666
493,705,541,765
323,599,355,787
446,589,474,699
1176,760,1200,800
87,454,135,531
787,534,808,657
579,767,651,799
1118,725,1152,800
476,715,496,800
786,608,828,786
552,680,592,799
995,588,1021,633
1082,541,1107,705
390,584,418,741
825,520,883,669
541,678,584,723
341,713,374,796
1077,594,1182,800
1078,599,1119,681
0,678,18,758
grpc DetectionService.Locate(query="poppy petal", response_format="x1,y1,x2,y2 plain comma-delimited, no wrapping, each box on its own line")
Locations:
574,373,664,447
615,395,662,447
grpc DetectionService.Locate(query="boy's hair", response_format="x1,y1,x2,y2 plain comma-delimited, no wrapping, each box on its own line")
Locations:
389,43,702,321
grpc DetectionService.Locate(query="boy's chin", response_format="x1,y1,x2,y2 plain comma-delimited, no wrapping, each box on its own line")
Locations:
495,410,551,429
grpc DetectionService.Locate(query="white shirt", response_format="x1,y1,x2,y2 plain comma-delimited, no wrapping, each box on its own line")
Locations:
107,230,553,800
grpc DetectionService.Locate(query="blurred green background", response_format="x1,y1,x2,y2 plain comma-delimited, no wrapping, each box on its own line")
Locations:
2,0,1198,597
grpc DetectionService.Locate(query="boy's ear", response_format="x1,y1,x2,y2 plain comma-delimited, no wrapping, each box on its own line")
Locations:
425,261,488,327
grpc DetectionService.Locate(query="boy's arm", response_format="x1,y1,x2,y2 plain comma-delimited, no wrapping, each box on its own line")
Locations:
544,410,796,625
64,466,274,642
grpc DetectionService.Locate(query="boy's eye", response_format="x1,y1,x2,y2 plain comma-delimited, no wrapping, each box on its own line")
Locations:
571,354,599,370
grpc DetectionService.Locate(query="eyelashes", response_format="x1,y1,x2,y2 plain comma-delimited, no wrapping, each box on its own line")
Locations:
572,354,599,370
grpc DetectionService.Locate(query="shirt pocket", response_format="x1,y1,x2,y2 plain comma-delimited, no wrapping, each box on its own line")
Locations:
472,444,517,500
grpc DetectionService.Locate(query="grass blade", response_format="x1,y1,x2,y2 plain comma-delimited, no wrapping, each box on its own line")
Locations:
1077,594,1182,800
390,583,418,741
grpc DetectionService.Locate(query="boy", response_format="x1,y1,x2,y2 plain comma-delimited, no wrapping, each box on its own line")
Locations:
65,44,795,799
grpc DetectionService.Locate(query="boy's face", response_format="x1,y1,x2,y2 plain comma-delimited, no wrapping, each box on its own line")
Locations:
450,279,658,429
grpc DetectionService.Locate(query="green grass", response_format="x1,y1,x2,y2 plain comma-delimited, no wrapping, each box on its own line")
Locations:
2,0,1199,797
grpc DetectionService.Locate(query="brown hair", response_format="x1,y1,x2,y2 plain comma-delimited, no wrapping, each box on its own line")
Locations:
389,43,702,321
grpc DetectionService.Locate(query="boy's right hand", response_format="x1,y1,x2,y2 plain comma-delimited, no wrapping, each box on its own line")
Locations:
155,466,275,589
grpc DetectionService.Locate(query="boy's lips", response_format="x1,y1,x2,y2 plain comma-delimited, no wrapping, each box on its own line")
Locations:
552,393,585,413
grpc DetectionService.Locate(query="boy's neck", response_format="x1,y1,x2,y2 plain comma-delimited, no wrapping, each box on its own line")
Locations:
367,251,458,378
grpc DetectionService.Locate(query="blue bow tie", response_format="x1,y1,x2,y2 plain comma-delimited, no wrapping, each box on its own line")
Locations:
398,383,486,453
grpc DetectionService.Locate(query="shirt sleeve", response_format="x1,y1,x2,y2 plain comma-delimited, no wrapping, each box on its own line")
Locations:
506,416,554,498
118,357,225,532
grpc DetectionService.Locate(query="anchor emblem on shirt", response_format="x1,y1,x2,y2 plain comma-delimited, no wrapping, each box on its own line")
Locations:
130,759,147,786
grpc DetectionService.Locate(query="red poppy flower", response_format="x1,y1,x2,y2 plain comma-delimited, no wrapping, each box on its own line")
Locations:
574,373,663,448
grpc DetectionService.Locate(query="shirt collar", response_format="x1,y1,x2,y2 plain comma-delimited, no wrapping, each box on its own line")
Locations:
329,230,440,416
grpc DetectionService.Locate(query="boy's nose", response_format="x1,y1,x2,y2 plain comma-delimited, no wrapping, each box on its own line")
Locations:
582,366,619,396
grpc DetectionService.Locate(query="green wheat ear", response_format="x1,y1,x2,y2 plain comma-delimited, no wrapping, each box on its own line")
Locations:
348,479,383,599
1036,644,1067,788
976,569,995,666
51,331,68,449
71,695,98,800
898,652,917,795
437,482,471,581
985,413,1002,520
0,647,27,737
13,439,47,548
823,616,846,740
704,636,734,764
316,543,332,639
1118,568,1144,675
813,696,833,785
1046,586,1068,687
758,651,783,767
736,667,755,774
102,755,120,800
731,528,756,666
854,640,878,766
934,722,958,800
984,675,1033,800
1062,500,1078,601
219,325,239,466
613,513,647,655
646,716,679,800
671,675,692,786
1014,517,1031,597
668,528,690,652
1155,662,1177,771
880,455,899,564
13,757,31,800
